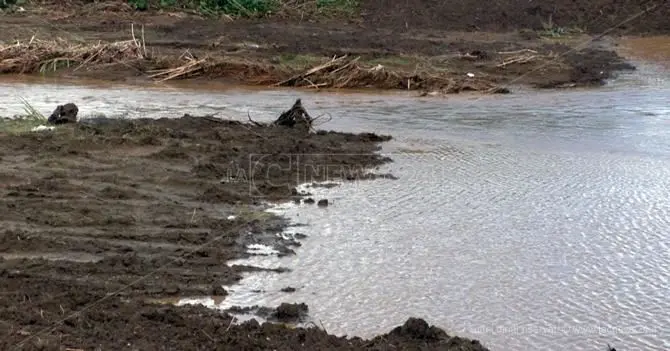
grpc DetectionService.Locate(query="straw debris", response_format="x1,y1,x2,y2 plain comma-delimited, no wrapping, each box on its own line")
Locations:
148,51,206,81
0,27,147,74
273,55,506,94
0,31,509,95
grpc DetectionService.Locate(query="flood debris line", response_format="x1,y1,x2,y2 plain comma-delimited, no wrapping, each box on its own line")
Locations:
0,35,146,74
273,55,509,95
147,50,206,82
495,49,542,67
0,25,636,95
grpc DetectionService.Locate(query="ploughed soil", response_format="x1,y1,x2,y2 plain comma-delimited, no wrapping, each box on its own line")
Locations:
0,114,489,350
0,0,665,92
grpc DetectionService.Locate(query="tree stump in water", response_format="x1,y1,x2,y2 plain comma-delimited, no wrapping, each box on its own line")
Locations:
273,99,313,130
48,103,79,125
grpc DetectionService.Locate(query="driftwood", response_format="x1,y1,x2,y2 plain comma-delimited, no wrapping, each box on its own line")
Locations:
273,99,312,128
246,99,331,133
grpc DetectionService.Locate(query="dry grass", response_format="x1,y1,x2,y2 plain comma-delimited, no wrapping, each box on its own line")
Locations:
0,28,511,95
151,53,506,93
0,25,147,74
272,55,506,94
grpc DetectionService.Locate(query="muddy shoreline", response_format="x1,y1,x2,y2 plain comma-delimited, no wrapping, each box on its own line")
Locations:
0,112,490,350
1,1,664,94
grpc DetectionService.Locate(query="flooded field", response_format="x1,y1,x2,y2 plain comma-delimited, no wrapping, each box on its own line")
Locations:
1,59,669,351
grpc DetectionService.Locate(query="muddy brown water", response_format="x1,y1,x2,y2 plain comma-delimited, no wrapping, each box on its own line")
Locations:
1,59,669,351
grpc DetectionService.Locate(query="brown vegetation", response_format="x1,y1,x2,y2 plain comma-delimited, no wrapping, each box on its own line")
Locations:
1,0,660,93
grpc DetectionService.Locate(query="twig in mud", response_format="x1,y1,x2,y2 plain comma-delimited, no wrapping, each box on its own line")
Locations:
496,54,537,67
459,53,480,60
201,329,215,342
129,23,147,58
497,49,539,55
246,111,265,127
239,123,269,140
310,112,332,127
225,316,236,331
274,55,349,87
301,77,325,89
73,46,106,71
201,115,224,124
319,319,328,334
147,57,207,82
190,208,197,224
141,25,147,58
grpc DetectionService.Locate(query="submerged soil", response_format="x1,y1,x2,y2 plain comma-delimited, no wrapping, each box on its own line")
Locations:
0,114,489,350
0,0,665,93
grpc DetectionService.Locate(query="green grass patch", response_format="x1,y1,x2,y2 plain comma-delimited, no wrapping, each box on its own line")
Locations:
315,0,358,16
538,14,585,38
128,0,279,17
0,98,49,134
0,116,48,134
126,0,359,18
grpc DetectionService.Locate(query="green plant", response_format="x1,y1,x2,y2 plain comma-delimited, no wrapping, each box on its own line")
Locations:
316,0,357,10
1,0,24,10
125,0,358,18
206,0,278,17
19,97,47,122
0,0,16,9
0,98,48,134
128,0,149,10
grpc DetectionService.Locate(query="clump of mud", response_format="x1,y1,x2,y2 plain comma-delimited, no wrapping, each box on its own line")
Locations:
273,302,309,322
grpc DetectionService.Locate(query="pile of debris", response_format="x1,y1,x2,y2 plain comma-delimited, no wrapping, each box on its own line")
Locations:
248,99,329,132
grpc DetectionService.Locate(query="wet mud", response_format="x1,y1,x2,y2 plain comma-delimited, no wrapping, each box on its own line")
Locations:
0,0,661,92
361,0,670,34
0,112,489,349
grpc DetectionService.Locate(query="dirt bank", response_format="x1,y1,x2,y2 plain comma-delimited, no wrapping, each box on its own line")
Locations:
0,0,658,93
361,0,670,34
0,111,489,350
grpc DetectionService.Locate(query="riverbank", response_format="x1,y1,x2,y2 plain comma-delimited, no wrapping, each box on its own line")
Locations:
2,1,666,94
0,112,490,350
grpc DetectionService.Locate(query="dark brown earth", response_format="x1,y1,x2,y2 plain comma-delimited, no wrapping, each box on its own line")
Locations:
1,1,667,349
1,0,666,92
0,114,491,350
361,0,670,34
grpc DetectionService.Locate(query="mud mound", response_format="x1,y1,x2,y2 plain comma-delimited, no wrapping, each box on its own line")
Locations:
0,287,489,350
2,112,486,351
273,302,309,322
360,0,670,34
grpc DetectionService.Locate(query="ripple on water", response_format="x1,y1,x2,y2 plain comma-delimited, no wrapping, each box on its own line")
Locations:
230,141,670,351
1,76,669,351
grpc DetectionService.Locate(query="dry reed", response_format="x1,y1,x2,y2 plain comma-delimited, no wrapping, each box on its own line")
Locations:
274,55,505,93
0,28,508,94
0,25,147,74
